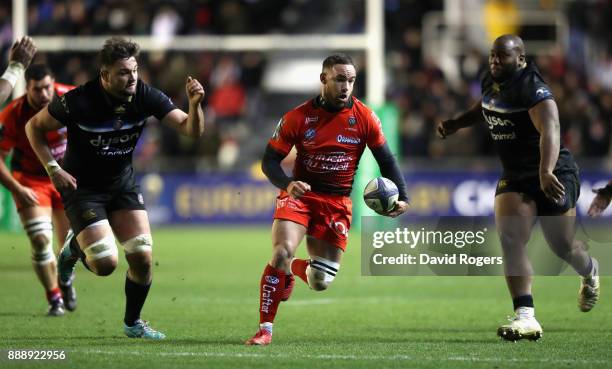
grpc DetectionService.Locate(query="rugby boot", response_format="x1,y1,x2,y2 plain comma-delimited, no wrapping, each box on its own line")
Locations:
57,230,78,285
124,319,166,340
497,307,542,342
579,258,600,312
47,298,65,317
245,327,273,346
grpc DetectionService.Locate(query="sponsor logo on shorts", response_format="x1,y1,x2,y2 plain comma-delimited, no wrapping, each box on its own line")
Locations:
265,276,280,285
497,180,508,190
82,209,97,221
331,221,348,237
137,193,144,205
337,135,361,145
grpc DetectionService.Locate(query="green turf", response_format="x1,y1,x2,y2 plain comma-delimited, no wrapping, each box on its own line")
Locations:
0,227,610,369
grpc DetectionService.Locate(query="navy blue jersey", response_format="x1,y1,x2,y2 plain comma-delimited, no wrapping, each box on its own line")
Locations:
480,61,577,179
48,78,176,187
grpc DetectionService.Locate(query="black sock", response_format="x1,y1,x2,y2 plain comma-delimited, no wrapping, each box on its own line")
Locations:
70,237,92,272
124,274,151,326
513,294,534,310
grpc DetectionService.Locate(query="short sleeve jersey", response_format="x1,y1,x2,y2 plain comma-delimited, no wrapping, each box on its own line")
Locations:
0,83,73,176
480,61,577,179
47,78,176,187
268,96,386,195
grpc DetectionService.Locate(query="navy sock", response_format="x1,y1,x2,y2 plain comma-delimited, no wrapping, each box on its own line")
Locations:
513,294,534,310
124,275,151,326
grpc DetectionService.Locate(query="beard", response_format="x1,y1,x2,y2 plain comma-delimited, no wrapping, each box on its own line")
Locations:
490,64,519,83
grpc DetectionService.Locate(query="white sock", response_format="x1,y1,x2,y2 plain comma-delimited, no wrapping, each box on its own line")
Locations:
516,306,535,319
260,322,273,334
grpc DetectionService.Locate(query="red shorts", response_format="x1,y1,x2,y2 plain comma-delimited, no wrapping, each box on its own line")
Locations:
11,171,63,211
273,190,352,251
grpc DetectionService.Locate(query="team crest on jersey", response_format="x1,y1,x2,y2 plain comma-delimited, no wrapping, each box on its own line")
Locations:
272,117,285,140
348,116,356,126
58,95,70,114
305,116,318,124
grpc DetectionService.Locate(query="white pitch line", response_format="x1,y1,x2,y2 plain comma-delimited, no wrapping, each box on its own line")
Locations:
76,349,608,365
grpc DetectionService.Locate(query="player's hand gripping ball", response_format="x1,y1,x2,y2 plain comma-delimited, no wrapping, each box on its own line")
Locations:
363,177,399,214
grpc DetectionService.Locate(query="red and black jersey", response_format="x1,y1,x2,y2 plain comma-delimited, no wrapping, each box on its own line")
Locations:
268,96,386,195
0,83,74,176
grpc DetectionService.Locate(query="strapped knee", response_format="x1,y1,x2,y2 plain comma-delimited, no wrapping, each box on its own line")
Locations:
122,234,153,255
83,234,118,261
306,256,340,291
25,217,54,265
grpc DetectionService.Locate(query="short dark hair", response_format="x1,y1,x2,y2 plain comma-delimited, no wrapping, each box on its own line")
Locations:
322,54,355,71
25,64,52,82
99,37,140,67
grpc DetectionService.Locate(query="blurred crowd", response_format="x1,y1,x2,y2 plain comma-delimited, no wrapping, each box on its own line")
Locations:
0,0,611,171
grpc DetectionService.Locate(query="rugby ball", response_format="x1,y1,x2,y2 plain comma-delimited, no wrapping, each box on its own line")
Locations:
363,177,399,213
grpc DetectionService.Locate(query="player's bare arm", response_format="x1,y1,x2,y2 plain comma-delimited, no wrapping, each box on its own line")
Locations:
0,37,37,104
25,108,77,191
529,98,565,203
161,76,205,138
261,144,310,199
437,99,484,139
0,149,39,206
588,181,612,217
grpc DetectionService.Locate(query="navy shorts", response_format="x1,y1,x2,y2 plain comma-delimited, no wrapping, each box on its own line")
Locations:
60,172,145,236
495,172,580,215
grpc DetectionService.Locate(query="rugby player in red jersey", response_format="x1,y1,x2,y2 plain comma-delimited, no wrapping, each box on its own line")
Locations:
0,64,75,316
245,54,409,345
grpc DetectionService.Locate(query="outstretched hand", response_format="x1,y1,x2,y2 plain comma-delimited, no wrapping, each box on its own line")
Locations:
185,76,205,105
9,36,36,68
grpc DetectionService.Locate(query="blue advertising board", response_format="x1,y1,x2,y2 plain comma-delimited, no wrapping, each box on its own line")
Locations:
138,171,612,225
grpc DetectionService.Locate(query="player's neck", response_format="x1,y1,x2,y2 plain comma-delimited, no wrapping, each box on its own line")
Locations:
316,94,351,112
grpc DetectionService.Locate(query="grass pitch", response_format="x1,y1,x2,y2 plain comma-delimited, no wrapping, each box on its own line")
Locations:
0,227,610,368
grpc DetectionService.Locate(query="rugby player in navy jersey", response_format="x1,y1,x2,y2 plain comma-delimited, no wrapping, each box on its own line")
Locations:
25,37,205,339
438,35,599,341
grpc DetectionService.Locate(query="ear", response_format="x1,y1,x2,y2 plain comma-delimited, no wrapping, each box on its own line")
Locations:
100,68,109,83
320,72,327,84
518,54,526,67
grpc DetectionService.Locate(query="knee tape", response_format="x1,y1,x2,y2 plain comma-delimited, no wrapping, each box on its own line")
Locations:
83,234,117,261
122,234,153,255
306,256,340,290
24,216,54,265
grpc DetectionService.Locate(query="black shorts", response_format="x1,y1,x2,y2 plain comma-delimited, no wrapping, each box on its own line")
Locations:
495,172,580,215
60,172,146,235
